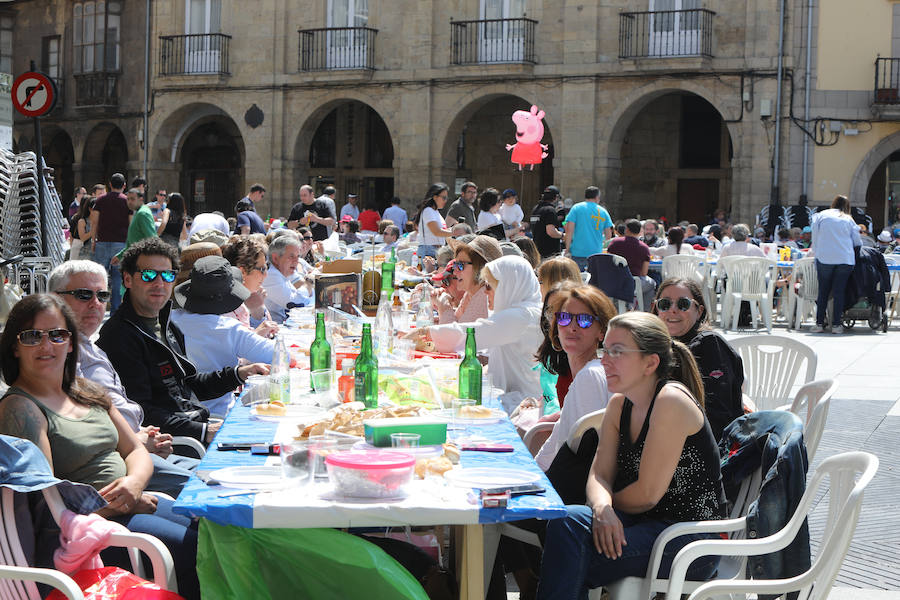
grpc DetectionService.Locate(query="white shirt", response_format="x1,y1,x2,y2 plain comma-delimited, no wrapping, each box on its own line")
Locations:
535,359,610,471
811,209,861,265
317,195,337,220
651,243,695,258
499,203,524,227
170,310,276,415
477,210,503,231
188,213,230,238
76,333,143,432
419,206,447,246
262,265,312,323
719,241,766,258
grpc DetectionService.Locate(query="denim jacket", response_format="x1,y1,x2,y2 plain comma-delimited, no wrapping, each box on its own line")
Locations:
719,411,810,589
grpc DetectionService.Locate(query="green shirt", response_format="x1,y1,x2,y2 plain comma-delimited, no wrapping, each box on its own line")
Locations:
115,204,157,260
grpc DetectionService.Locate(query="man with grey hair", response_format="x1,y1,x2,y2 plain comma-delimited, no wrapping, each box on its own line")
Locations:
287,184,334,241
720,224,766,257
48,260,197,497
262,234,312,322
450,222,473,237
382,224,401,250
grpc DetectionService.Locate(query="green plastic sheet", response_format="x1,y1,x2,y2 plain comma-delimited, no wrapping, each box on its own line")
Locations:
197,520,430,600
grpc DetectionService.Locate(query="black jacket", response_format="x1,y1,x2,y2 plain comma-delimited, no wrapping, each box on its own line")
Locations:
844,245,890,310
97,292,242,440
684,329,745,441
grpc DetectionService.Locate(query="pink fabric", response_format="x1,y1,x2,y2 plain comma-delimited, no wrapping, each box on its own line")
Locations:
53,509,129,575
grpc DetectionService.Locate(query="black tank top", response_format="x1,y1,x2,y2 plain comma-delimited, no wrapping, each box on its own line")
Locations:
162,214,184,241
613,380,725,522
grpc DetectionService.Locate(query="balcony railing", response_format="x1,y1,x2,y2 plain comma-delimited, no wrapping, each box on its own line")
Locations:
298,27,377,71
875,57,900,104
73,71,118,107
619,9,714,58
159,33,231,75
450,18,537,65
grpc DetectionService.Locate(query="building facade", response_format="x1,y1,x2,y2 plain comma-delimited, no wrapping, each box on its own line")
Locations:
12,0,808,226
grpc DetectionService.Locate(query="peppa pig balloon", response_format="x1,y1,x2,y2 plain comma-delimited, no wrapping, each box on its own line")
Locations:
506,105,549,171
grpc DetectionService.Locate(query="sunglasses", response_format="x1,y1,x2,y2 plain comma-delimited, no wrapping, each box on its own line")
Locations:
302,236,313,241
139,269,177,283
597,344,643,360
17,328,72,346
454,261,473,272
555,311,599,328
57,288,112,303
250,265,267,274
655,297,696,312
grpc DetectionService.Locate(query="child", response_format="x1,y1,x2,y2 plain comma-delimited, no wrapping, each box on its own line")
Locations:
499,188,524,238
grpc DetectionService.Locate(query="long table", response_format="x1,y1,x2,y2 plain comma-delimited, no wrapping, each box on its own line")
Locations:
173,403,567,599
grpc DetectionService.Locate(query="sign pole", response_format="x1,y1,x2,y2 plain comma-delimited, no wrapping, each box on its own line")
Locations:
30,63,46,257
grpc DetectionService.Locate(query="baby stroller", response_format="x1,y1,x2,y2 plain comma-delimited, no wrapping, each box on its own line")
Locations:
841,246,890,332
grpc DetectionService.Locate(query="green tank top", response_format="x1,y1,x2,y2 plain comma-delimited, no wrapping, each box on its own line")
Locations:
4,386,126,490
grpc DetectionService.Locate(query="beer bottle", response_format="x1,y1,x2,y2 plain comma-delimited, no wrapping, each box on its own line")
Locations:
355,324,379,408
458,327,482,405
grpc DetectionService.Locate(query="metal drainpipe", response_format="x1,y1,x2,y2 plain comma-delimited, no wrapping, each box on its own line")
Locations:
143,0,151,177
802,0,814,198
772,0,787,204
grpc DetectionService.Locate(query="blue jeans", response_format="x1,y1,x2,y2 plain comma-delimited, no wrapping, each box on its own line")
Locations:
146,452,199,498
536,505,720,600
815,261,853,327
417,244,438,259
92,241,125,312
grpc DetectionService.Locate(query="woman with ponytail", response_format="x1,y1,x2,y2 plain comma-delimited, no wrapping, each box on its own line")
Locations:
536,312,725,599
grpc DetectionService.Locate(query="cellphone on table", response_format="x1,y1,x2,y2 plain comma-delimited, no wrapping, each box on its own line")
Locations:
250,443,281,455
481,484,546,497
216,442,254,451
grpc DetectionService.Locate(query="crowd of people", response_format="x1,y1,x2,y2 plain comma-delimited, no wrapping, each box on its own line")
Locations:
0,173,875,598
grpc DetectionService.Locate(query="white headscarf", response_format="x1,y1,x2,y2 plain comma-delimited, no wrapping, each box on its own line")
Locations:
486,255,541,314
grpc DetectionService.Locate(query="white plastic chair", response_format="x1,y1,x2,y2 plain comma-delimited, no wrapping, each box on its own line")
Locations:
0,486,177,599
664,451,878,600
786,378,836,462
601,466,764,600
661,254,715,320
729,335,817,412
787,257,819,330
396,247,415,265
172,436,206,458
883,254,900,326
720,257,776,332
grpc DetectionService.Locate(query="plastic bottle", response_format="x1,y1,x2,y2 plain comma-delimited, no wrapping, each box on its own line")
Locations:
415,286,433,329
411,249,419,271
374,289,394,357
270,332,291,404
458,327,482,404
338,359,355,403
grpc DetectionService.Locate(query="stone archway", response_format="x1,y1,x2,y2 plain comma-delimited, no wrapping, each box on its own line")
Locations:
850,130,900,226
81,123,129,186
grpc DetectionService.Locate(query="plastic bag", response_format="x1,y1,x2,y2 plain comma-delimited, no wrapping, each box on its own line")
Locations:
197,520,429,600
46,567,184,600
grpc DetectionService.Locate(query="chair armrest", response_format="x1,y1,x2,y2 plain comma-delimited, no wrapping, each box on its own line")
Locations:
106,531,178,592
644,517,747,581
686,574,816,600
172,435,206,458
523,422,555,456
0,565,84,599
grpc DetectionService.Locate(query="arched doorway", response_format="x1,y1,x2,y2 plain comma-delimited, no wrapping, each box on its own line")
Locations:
180,120,242,216
612,91,733,225
299,100,394,213
44,129,75,206
441,95,554,215
82,123,129,187
850,131,900,232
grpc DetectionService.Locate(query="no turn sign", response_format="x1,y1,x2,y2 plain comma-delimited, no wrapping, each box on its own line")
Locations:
11,71,56,118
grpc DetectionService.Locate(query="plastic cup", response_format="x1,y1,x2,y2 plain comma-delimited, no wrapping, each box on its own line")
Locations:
307,436,339,483
450,399,476,441
394,338,415,361
311,369,332,392
390,433,421,448
280,440,310,482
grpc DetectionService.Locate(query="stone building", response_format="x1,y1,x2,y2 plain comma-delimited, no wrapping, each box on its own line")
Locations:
11,0,810,225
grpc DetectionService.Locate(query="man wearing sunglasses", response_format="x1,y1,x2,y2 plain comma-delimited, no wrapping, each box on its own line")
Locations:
97,238,269,444
48,260,199,497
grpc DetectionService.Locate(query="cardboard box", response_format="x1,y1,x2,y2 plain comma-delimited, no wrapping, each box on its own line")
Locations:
321,259,362,274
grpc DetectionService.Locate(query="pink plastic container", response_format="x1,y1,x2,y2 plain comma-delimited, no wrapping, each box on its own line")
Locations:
325,450,416,499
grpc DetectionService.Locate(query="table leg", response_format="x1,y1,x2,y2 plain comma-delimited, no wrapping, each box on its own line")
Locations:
457,524,485,600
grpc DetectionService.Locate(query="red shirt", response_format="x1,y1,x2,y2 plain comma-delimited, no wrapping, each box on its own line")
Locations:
358,209,381,232
93,191,130,242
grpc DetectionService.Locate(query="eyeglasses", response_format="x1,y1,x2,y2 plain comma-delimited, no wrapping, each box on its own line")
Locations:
17,328,72,346
454,261,474,271
555,311,599,329
597,344,643,359
139,269,177,283
250,264,267,274
302,236,313,241
655,297,696,312
57,288,112,303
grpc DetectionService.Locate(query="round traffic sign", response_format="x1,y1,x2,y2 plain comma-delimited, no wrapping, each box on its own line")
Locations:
11,71,56,118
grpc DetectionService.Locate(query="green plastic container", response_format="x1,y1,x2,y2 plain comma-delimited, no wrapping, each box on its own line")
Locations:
363,417,448,447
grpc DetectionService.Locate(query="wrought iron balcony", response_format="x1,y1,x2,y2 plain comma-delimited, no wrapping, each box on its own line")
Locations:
450,18,537,65
875,58,900,104
619,9,714,58
298,27,377,71
73,71,118,107
159,33,231,75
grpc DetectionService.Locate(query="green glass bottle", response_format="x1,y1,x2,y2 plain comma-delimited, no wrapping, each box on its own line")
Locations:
381,248,396,292
309,312,332,389
355,323,379,409
458,327,482,405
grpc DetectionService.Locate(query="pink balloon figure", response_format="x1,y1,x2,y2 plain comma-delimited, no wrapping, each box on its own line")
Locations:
506,105,549,171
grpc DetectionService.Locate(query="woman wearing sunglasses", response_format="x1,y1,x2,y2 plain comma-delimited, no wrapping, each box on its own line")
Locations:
221,236,278,338
433,236,502,325
651,277,744,440
537,312,725,599
0,294,200,599
533,285,615,473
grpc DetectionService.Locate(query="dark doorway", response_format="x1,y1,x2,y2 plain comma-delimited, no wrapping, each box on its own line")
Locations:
101,128,128,182
44,131,75,209
677,179,719,224
180,122,242,217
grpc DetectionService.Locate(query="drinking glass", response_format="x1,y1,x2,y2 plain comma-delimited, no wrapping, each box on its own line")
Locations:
390,433,421,448
307,436,338,483
280,440,310,483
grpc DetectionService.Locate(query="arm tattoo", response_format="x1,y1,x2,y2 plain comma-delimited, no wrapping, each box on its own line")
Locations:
0,398,46,445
